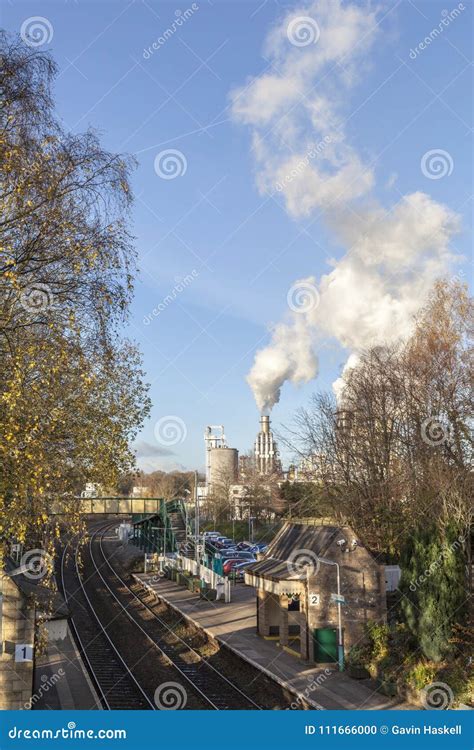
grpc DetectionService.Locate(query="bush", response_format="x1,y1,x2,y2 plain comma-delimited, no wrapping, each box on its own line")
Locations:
399,522,467,662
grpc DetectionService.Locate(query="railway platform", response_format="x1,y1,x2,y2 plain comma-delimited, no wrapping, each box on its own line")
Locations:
134,574,415,711
33,628,102,710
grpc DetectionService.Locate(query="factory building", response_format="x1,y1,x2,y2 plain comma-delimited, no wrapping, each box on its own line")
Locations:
254,415,281,475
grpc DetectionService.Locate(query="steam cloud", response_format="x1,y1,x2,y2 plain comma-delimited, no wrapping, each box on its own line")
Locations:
231,0,461,412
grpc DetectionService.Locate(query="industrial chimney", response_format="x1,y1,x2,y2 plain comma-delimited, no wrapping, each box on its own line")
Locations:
254,415,280,475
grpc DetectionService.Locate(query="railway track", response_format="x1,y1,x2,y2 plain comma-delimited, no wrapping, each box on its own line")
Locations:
91,522,262,710
59,532,155,710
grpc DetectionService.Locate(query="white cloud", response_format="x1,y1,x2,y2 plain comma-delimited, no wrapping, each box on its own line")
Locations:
231,0,380,214
234,2,461,411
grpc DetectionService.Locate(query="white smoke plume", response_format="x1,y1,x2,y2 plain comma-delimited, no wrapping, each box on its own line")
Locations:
232,0,461,411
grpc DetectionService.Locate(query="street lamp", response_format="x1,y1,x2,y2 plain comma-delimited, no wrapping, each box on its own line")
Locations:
309,556,345,672
194,470,199,563
248,515,256,544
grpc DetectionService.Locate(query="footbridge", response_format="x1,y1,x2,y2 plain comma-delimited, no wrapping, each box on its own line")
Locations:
50,496,164,515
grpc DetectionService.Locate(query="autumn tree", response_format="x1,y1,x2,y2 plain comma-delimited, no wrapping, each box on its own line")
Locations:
285,281,473,558
0,34,150,575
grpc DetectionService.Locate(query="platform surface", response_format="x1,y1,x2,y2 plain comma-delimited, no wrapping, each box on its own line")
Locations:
32,628,102,710
135,573,415,711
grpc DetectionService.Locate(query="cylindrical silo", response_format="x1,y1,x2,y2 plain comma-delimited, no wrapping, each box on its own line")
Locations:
209,447,238,487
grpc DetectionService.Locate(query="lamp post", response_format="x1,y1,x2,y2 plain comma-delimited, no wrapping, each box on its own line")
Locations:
183,489,190,543
248,515,256,543
194,470,199,563
314,556,344,672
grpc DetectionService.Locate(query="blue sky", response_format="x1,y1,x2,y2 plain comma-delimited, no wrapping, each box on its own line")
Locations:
3,0,472,472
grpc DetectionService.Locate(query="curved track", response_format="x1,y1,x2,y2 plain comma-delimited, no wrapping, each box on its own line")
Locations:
91,522,262,710
59,533,155,710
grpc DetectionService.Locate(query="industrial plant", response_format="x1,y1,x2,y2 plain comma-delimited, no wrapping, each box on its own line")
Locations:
199,414,284,514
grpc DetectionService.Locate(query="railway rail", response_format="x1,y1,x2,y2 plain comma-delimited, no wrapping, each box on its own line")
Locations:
59,533,155,710
90,522,262,710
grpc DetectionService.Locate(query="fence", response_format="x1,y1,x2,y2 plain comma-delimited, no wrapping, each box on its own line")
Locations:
158,553,231,602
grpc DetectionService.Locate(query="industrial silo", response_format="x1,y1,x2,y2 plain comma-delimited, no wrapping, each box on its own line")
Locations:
209,447,238,487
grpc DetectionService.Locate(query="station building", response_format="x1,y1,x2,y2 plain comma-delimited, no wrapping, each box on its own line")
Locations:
245,520,386,664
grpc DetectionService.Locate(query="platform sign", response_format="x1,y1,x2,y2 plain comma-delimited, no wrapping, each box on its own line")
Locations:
15,644,33,662
309,592,320,607
330,593,346,605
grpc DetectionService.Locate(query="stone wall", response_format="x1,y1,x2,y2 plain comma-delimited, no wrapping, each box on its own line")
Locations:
0,576,35,709
307,536,386,659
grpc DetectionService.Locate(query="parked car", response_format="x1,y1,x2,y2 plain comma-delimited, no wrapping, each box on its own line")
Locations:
236,541,252,551
222,558,243,575
236,541,267,554
229,560,256,579
214,538,235,549
223,557,256,575
203,531,221,539
218,550,255,561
